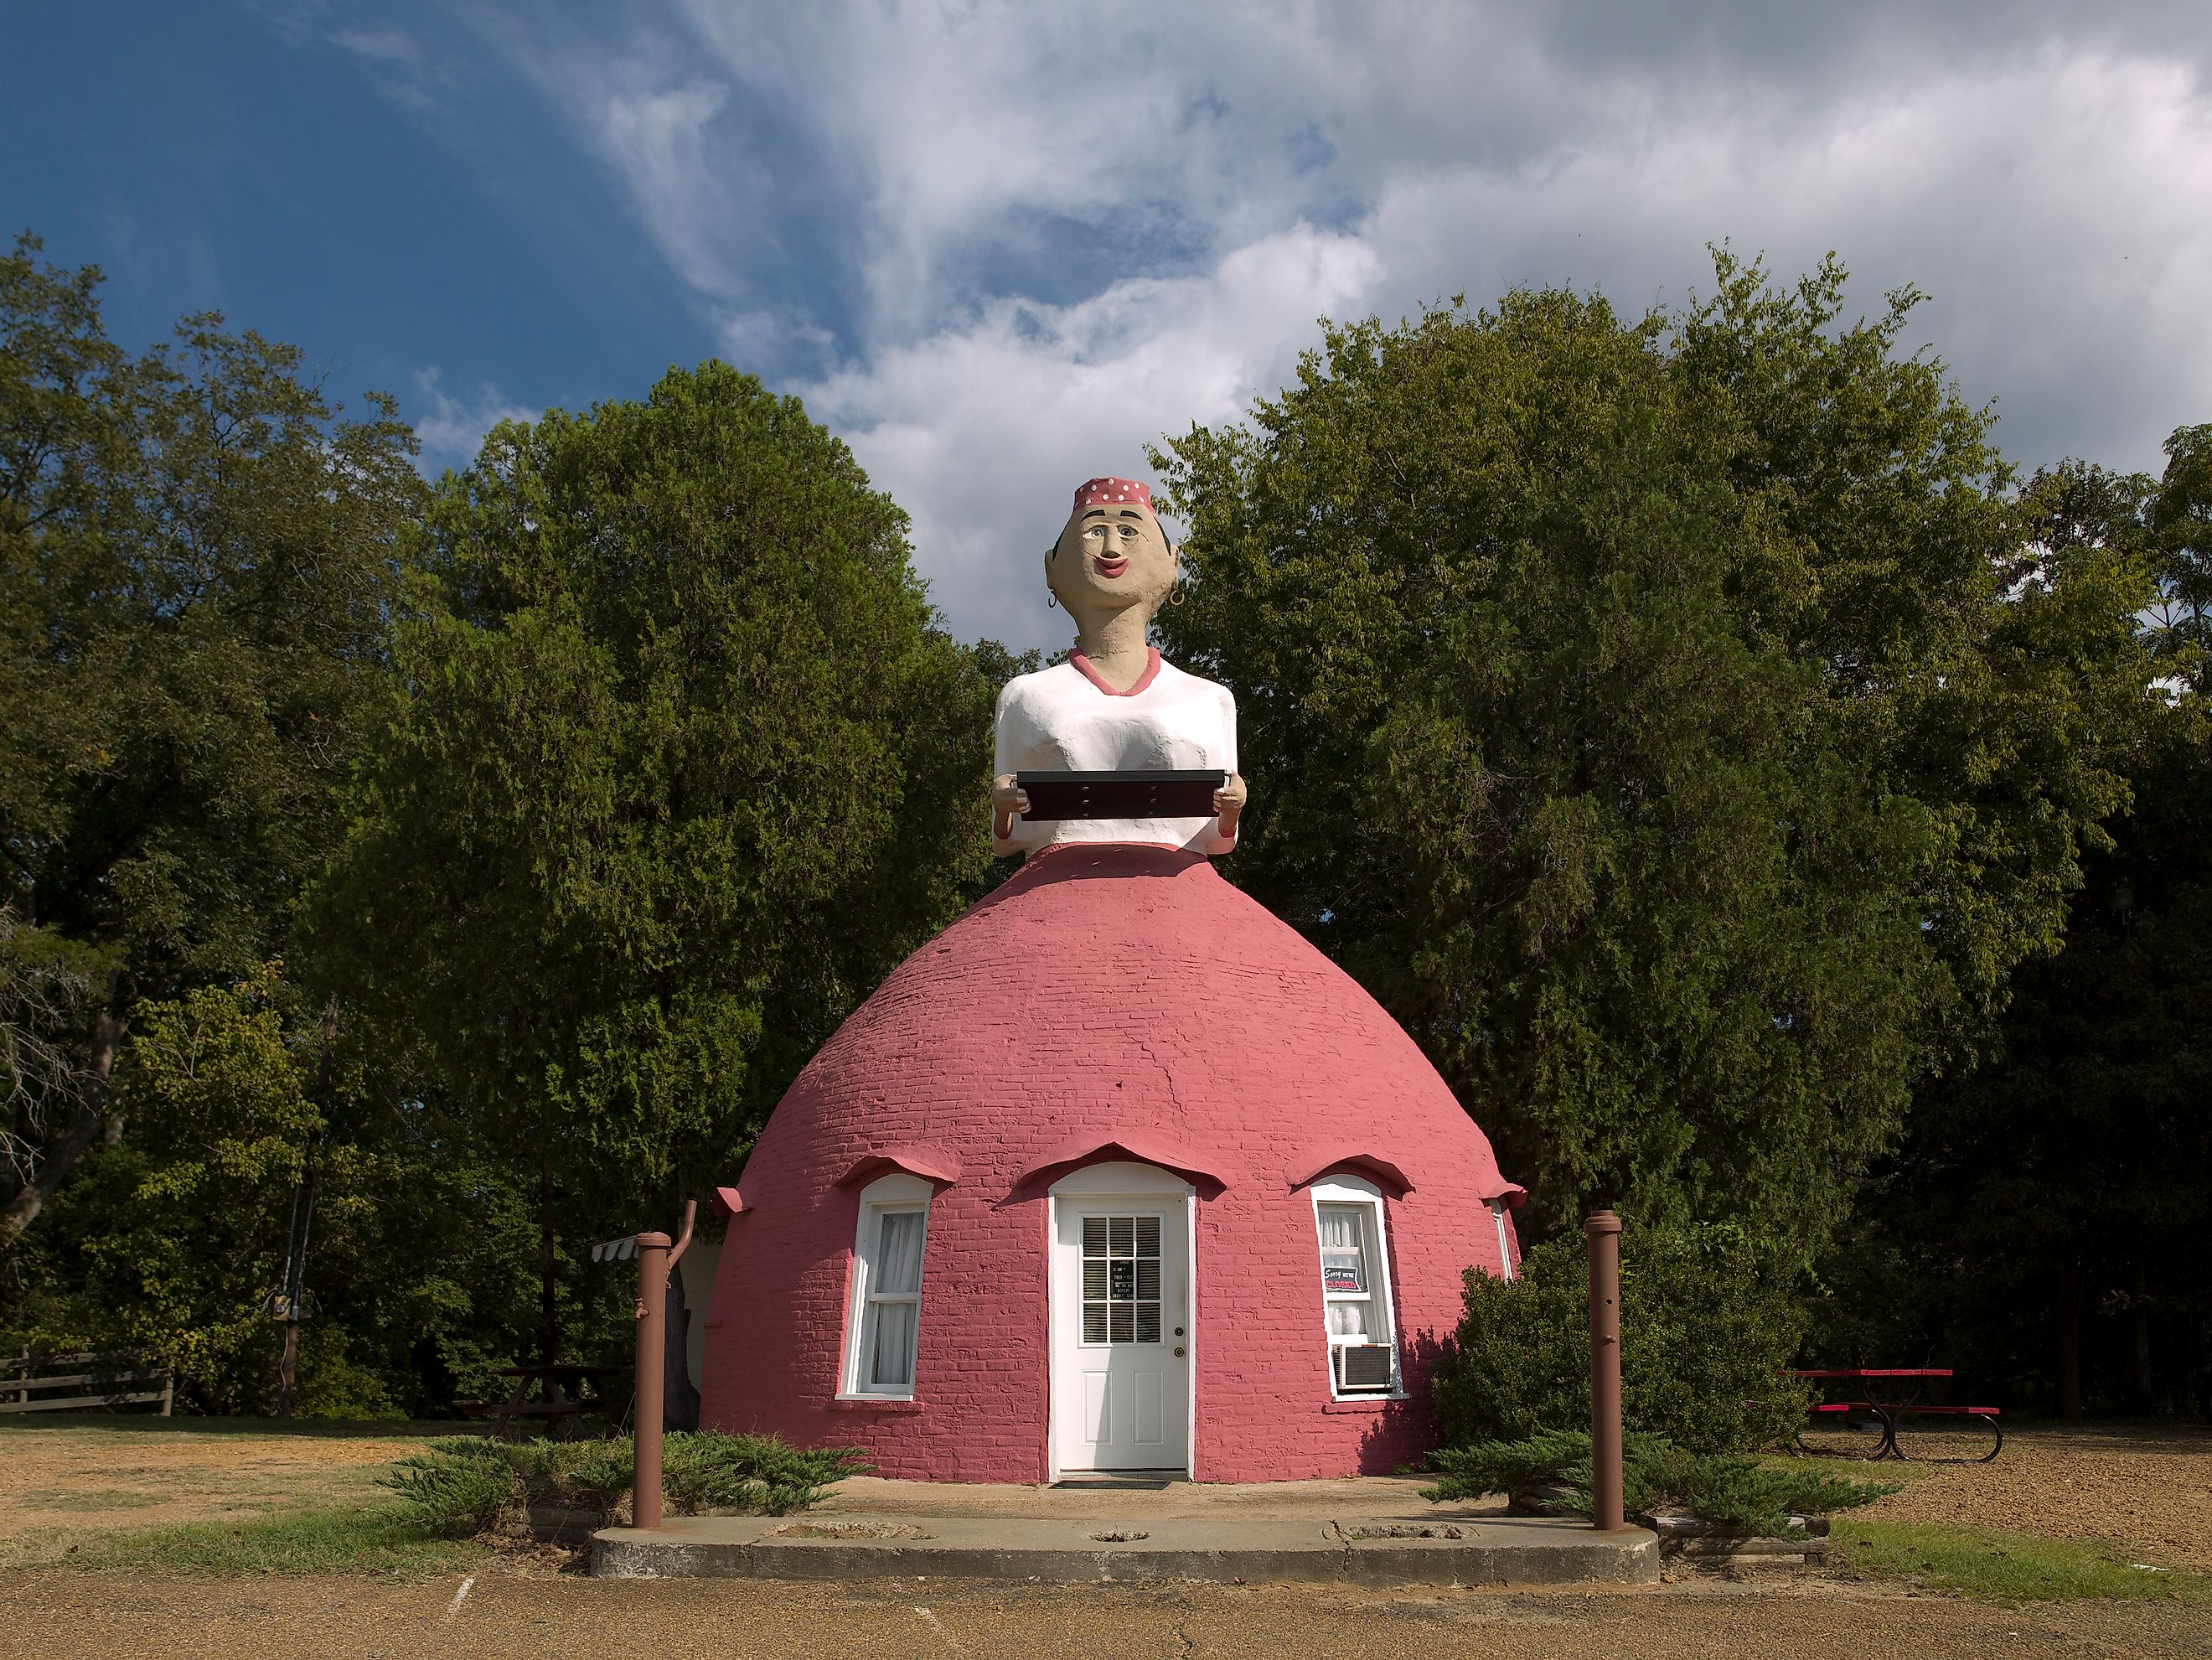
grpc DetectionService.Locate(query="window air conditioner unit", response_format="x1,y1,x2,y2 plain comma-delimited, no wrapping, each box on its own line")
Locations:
1338,1345,1393,1391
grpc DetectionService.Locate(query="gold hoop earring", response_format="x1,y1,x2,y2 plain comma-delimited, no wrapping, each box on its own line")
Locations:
1169,585,1186,606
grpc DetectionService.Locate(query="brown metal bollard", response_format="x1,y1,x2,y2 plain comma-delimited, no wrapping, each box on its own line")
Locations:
1584,1209,1625,1532
631,1200,695,1531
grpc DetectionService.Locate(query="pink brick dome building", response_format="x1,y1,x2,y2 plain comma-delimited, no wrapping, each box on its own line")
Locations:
700,841,1523,1483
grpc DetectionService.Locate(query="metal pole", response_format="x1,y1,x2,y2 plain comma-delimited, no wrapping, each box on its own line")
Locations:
1584,1209,1625,1532
633,1229,672,1530
630,1201,695,1533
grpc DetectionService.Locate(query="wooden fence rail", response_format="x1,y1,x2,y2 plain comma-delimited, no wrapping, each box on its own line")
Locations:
0,1348,173,1415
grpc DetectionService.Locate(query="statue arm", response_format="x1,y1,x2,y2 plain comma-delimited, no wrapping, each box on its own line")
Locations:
991,773,1031,854
1207,684,1244,853
990,684,1031,855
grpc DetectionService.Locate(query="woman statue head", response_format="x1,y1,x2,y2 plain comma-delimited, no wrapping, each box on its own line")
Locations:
1043,477,1180,686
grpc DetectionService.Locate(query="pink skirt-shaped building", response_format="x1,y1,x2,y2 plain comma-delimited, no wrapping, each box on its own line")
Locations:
702,476,1522,1482
698,843,1524,1482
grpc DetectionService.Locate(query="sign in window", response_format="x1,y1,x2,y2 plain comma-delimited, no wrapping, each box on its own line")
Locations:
1081,1213,1162,1345
1316,1195,1397,1394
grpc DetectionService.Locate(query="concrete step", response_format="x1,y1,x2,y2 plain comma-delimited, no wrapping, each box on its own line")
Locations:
591,1511,1660,1588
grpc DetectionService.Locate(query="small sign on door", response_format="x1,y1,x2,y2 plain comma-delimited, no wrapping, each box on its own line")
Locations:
1322,1264,1363,1292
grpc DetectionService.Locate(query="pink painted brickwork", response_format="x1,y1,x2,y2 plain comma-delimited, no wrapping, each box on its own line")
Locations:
700,844,1522,1482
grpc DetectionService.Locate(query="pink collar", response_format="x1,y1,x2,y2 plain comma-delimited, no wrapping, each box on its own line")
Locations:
1069,647,1162,697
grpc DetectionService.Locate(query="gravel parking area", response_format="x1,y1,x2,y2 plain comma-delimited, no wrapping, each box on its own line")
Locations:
3,1564,2209,1660
1859,1423,2212,1573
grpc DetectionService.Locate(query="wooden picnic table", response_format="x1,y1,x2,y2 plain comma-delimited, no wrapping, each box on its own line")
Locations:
463,1363,625,1439
1793,1368,2003,1462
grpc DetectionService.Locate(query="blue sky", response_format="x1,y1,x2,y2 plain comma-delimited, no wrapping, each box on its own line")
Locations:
8,3,2211,649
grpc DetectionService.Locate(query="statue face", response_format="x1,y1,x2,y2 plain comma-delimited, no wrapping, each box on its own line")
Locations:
1046,502,1177,620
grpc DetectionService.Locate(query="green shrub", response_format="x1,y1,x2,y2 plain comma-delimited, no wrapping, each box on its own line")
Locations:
383,1440,517,1538
382,1433,870,1538
1431,1220,1811,1454
1425,1429,1894,1538
661,1430,862,1516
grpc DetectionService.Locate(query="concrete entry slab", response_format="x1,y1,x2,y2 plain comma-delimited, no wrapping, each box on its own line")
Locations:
590,1476,1659,1589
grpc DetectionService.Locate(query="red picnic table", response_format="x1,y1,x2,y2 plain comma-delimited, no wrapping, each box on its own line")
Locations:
1792,1368,2003,1462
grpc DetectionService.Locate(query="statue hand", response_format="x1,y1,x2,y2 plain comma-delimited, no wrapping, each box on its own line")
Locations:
1213,773,1248,839
991,773,1031,844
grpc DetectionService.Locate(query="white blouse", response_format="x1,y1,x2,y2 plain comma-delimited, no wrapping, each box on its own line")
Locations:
993,649,1239,857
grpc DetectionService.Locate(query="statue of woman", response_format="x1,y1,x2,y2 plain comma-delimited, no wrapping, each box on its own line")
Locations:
991,478,1248,859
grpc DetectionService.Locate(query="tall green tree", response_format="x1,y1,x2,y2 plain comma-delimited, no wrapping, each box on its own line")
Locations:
0,235,424,1242
2147,422,2211,694
1153,253,2151,1265
1814,441,2212,1416
316,362,1000,1363
16,955,562,1415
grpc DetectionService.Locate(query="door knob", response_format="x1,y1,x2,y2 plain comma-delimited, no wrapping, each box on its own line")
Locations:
1174,1346,1186,1357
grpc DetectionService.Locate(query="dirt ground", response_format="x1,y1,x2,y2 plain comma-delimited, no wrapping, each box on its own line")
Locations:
3,1564,2207,1659
1858,1422,2212,1574
2,1418,2209,1657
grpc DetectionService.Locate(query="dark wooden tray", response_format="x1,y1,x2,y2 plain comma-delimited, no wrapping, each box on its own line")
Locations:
1016,769,1225,821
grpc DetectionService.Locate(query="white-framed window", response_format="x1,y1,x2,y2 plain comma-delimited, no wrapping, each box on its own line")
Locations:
1489,1199,1517,1282
1310,1175,1401,1397
840,1172,932,1399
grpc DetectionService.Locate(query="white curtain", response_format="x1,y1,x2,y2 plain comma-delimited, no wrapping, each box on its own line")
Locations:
1320,1204,1373,1338
869,1301,917,1389
876,1210,924,1295
1318,1207,1366,1255
864,1208,925,1389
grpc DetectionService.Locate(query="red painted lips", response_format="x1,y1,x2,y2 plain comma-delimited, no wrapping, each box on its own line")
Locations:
1094,556,1130,578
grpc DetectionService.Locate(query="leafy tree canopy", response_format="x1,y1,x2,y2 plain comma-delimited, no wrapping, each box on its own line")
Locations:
1154,252,2153,1258
0,234,423,1239
316,361,1001,1241
1815,445,2212,1414
2147,422,2211,692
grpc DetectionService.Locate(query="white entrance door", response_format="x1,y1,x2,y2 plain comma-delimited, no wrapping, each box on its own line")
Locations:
1051,1178,1189,1473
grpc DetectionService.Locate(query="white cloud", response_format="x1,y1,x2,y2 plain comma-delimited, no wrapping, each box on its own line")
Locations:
332,25,426,78
445,2,2212,648
590,77,742,297
804,225,1381,647
486,24,759,303
672,2,1284,335
409,369,539,473
1352,49,2212,473
322,16,446,111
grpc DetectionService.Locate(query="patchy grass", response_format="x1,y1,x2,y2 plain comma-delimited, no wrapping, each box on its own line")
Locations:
0,1419,449,1561
1834,1520,2212,1606
11,1487,168,1513
53,1502,485,1577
